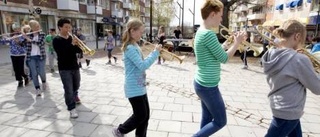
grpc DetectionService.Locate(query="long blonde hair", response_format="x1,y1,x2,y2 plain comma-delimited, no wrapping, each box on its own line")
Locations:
121,18,144,51
28,20,40,31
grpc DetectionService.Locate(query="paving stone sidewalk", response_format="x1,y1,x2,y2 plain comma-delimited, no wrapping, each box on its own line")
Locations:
0,50,319,137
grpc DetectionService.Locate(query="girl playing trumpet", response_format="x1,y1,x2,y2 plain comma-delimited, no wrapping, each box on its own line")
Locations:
261,19,320,137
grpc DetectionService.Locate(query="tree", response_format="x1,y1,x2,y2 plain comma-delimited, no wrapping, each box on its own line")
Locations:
152,0,175,28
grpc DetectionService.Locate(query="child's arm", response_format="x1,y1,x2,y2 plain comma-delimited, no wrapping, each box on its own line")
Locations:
297,56,320,95
125,46,159,71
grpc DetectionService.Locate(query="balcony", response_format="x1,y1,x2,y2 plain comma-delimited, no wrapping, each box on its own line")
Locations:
112,0,123,2
112,10,123,18
87,5,103,15
239,5,249,12
237,17,247,22
130,5,136,10
248,0,266,8
247,13,266,20
57,0,79,11
123,3,132,9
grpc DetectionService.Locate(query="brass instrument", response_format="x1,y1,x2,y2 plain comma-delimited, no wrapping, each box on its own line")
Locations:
140,39,185,64
297,48,320,73
68,32,95,56
254,25,281,49
219,25,263,57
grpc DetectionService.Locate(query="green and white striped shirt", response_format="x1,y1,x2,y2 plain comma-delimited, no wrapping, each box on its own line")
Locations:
194,29,228,87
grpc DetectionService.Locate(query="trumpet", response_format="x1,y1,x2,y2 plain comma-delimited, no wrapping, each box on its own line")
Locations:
219,25,263,57
68,32,95,56
254,25,281,49
297,48,320,73
140,39,185,64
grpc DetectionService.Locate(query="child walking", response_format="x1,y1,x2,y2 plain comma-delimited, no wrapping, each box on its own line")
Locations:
261,19,320,137
112,18,162,137
104,29,117,64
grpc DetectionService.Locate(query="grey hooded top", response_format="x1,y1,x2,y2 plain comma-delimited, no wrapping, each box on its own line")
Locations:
261,48,320,120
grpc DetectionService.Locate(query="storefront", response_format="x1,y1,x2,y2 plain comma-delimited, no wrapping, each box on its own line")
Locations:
1,11,51,34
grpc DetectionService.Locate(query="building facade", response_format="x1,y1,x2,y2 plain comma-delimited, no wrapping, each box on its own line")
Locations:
0,0,147,41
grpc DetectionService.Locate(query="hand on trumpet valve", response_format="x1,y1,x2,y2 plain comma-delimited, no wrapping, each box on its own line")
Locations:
155,44,162,52
233,31,246,44
72,38,78,46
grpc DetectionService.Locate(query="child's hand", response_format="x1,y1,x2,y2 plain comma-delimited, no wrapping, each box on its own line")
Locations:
155,44,162,51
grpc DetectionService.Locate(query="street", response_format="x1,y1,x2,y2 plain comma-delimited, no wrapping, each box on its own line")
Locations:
0,48,319,137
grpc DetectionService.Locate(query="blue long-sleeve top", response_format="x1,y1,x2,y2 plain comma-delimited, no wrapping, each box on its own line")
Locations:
0,37,26,56
123,44,160,98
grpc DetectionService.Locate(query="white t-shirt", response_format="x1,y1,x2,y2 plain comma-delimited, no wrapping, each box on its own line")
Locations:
31,35,41,56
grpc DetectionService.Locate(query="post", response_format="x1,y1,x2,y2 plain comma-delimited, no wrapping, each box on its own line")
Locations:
95,0,98,49
181,0,184,36
316,3,320,37
193,0,195,29
150,0,153,42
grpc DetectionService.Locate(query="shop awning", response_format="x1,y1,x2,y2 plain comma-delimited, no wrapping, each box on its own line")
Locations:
276,4,284,10
290,0,302,8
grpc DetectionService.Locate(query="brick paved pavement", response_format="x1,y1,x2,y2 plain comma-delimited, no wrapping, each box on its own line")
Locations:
0,48,319,137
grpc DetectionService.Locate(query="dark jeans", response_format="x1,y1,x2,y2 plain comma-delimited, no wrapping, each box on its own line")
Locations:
193,81,227,137
240,50,248,66
118,94,150,137
11,56,28,81
59,70,80,110
173,41,180,52
107,49,113,59
265,117,302,137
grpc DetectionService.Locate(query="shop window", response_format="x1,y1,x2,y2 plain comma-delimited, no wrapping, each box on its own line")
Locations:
79,20,94,35
311,0,320,12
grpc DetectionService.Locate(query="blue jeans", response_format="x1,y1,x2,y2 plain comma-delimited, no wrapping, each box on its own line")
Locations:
193,81,227,137
27,56,46,89
59,70,80,110
265,117,302,137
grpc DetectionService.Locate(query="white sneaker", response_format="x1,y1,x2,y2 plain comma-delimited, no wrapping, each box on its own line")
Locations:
42,83,47,91
112,128,125,137
36,89,41,96
70,109,78,118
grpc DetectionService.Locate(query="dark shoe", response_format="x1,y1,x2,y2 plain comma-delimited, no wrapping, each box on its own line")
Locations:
75,96,81,104
18,81,23,87
108,60,111,64
24,77,29,86
157,61,161,65
50,69,55,73
78,62,82,68
86,59,90,66
114,57,117,63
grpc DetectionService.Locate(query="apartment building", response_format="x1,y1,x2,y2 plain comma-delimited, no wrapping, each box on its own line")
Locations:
0,0,147,40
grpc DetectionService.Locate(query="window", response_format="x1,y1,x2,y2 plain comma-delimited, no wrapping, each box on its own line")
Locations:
79,20,94,35
87,0,101,6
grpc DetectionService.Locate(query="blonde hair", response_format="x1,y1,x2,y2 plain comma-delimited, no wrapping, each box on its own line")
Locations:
121,18,144,51
273,19,306,46
201,0,224,20
21,25,31,33
28,20,40,31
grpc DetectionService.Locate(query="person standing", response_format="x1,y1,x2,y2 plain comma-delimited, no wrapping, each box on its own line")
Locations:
0,23,29,87
104,29,117,64
53,18,82,118
23,20,47,96
193,0,246,136
45,28,57,73
173,26,182,52
157,26,166,64
261,19,320,137
112,18,161,137
75,29,90,67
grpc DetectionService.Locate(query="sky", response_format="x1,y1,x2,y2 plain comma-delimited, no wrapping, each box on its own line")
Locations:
170,0,203,27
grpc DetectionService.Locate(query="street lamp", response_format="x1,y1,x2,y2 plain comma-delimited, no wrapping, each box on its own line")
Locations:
176,0,184,35
316,1,320,37
95,0,98,49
